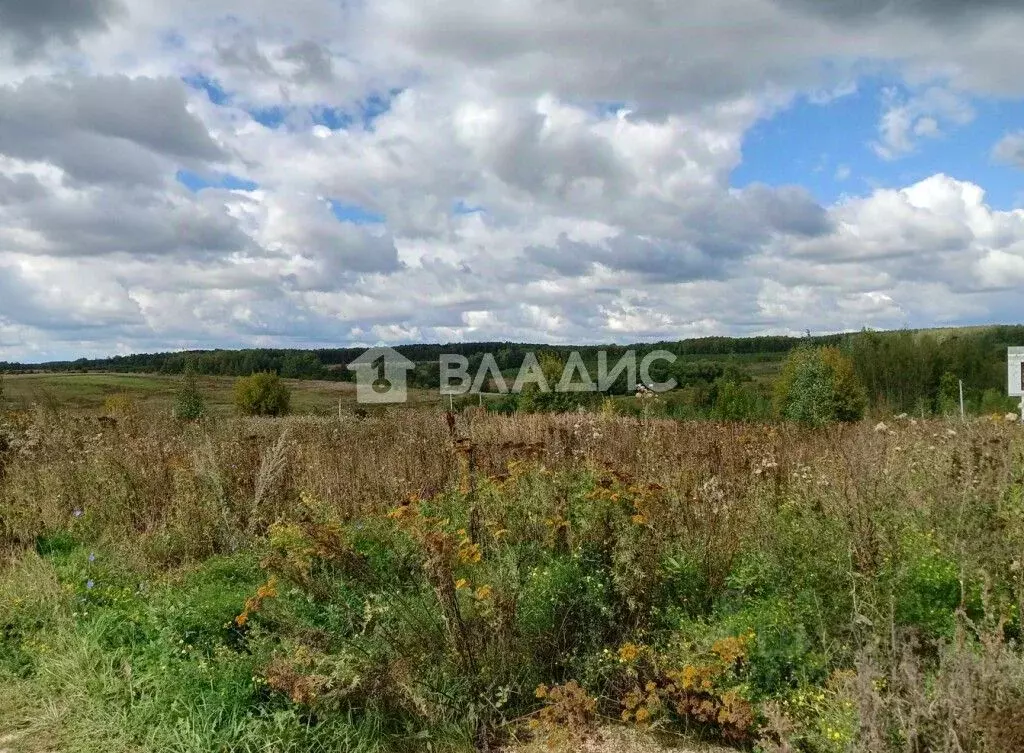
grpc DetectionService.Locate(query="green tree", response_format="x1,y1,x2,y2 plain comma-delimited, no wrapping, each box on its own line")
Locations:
234,372,291,417
774,346,866,426
280,352,326,379
516,352,596,413
173,369,206,421
820,346,867,422
937,371,960,416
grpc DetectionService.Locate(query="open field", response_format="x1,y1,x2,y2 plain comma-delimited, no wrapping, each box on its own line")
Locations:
0,372,444,416
1,407,1023,752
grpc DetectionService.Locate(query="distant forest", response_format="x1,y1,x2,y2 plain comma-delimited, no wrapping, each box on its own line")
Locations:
2,325,1023,415
0,333,849,385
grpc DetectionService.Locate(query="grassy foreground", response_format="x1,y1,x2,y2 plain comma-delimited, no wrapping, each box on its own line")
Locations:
1,407,1023,752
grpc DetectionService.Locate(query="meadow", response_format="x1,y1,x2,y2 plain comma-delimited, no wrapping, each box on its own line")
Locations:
1,399,1022,752
0,373,444,416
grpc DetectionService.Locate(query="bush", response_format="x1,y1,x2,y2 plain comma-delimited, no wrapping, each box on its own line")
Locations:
774,346,866,425
711,380,772,421
234,372,291,416
979,387,1017,416
102,393,140,421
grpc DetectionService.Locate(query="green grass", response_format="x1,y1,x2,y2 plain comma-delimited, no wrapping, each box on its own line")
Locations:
0,547,420,753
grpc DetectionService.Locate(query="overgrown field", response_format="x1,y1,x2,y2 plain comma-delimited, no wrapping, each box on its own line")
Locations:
0,373,443,416
1,407,1023,752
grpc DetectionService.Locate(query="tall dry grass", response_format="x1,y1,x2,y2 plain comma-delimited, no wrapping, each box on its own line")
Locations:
1,404,1023,751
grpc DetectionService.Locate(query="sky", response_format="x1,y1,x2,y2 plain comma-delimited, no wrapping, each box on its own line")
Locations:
1,0,1023,362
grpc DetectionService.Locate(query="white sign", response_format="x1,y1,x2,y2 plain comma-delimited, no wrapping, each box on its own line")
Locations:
1009,347,1024,397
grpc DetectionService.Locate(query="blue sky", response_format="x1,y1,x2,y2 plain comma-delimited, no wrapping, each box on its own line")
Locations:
733,80,1024,210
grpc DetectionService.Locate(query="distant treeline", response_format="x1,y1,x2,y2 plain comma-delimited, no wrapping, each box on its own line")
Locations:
0,334,842,380
2,326,1022,415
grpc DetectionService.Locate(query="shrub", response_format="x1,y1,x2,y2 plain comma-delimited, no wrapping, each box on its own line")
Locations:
233,372,291,416
711,380,772,421
979,387,1017,416
938,371,960,415
102,392,140,421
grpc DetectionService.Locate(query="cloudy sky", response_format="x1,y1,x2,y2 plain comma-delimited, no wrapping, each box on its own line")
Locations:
1,0,1023,361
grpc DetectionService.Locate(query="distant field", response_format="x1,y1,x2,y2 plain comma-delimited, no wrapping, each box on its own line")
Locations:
0,372,444,415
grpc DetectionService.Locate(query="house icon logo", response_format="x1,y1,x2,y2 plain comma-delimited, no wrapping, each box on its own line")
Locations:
347,346,416,404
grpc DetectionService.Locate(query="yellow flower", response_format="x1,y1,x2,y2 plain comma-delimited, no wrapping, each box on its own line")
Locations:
711,636,746,664
455,578,469,590
474,584,493,600
618,643,643,663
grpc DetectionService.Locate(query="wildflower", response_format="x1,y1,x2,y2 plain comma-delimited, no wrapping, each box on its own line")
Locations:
86,580,94,590
618,643,643,663
88,552,96,563
474,584,493,600
712,635,749,665
73,508,83,518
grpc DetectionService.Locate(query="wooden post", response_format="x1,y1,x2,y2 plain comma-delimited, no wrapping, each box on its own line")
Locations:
959,380,964,421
